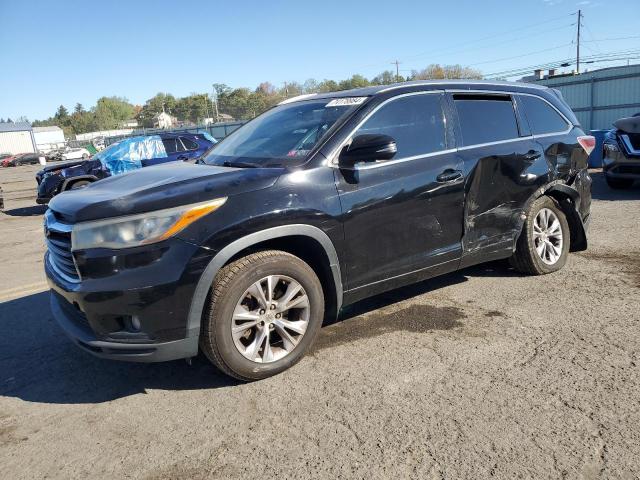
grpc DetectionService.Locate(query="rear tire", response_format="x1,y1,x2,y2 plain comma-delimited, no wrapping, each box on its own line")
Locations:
605,176,634,189
510,196,570,275
200,250,324,381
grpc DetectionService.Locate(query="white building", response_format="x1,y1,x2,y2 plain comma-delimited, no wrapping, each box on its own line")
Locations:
153,112,177,129
75,128,134,142
33,126,65,153
0,122,36,154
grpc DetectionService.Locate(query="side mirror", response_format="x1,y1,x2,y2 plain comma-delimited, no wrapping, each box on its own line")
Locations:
339,134,397,167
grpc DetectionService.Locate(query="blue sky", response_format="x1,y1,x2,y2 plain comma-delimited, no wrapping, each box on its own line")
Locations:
1,0,638,121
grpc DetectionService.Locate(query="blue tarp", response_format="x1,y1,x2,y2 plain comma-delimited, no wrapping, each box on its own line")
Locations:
96,135,167,175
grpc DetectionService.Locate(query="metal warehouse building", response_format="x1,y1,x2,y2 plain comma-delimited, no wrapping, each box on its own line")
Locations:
530,64,640,131
0,122,37,155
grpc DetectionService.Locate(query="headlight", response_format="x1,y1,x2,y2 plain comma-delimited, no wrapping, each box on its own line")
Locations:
71,197,226,250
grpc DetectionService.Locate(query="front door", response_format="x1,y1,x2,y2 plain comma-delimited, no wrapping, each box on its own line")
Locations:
334,91,465,294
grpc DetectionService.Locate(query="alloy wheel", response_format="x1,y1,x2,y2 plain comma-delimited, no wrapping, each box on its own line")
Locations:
533,208,563,265
231,275,310,363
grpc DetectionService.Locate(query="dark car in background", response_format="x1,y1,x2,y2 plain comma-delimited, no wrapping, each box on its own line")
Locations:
44,80,592,380
1,152,41,167
602,113,640,189
36,132,215,203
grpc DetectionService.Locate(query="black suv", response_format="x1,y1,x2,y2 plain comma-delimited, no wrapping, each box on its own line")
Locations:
602,114,640,189
45,80,593,380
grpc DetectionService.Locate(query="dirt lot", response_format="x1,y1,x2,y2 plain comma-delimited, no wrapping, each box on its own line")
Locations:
0,165,639,479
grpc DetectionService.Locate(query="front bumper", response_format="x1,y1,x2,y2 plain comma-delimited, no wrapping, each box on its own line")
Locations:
49,290,197,362
45,237,213,362
603,147,640,179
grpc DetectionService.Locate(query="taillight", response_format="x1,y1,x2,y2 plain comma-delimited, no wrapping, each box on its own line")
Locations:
577,135,596,155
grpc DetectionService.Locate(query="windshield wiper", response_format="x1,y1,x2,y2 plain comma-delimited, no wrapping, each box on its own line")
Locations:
222,160,260,168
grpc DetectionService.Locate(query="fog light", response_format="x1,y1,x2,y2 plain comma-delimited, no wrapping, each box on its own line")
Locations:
131,315,141,331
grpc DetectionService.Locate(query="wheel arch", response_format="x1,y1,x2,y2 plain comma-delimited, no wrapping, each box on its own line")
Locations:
186,225,343,343
514,182,588,253
544,184,588,252
61,175,98,191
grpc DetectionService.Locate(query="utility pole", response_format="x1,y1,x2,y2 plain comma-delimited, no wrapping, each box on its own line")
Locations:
576,9,582,74
211,84,219,123
391,60,401,82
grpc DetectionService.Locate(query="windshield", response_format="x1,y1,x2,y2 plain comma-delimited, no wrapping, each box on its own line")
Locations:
202,98,365,167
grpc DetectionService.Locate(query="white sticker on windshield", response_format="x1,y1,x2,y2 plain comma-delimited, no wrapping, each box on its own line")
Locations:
325,97,367,107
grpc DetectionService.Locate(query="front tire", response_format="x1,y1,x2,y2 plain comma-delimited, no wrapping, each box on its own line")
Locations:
510,196,570,275
200,250,325,381
68,180,91,190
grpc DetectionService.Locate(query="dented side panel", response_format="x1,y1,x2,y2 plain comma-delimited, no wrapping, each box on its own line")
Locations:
458,138,550,265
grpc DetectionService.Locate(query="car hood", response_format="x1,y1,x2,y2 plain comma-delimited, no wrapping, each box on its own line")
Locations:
38,159,88,175
48,162,284,223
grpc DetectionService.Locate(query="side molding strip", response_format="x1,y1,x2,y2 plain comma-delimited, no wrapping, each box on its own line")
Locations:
186,224,343,339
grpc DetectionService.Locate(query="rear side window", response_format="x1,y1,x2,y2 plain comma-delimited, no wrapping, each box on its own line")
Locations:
354,93,447,158
180,137,199,150
162,138,178,154
519,95,569,135
454,95,519,146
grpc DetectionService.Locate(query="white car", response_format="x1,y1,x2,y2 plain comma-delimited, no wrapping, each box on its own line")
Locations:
62,147,91,161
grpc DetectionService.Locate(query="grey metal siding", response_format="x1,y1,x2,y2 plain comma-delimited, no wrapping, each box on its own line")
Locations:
531,65,640,131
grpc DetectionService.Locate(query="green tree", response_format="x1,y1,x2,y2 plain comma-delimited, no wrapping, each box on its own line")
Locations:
54,106,69,121
92,96,135,130
74,103,85,114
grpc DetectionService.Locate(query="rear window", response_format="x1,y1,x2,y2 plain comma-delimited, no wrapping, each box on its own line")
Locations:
519,95,569,135
454,95,519,146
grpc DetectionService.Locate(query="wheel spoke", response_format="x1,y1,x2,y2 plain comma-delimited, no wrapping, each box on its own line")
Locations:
266,275,277,303
248,281,268,309
232,305,259,322
275,318,307,335
273,321,299,351
247,326,268,361
535,240,545,256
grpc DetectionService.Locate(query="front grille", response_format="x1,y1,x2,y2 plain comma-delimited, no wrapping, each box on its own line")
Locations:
45,210,80,282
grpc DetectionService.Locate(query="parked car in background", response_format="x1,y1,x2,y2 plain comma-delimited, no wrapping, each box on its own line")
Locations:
602,113,640,189
1,152,41,167
36,132,215,203
46,149,65,162
61,147,91,161
43,80,592,380
0,153,12,162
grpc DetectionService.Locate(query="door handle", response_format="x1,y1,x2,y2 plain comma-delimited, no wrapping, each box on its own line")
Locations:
524,151,541,161
436,169,463,183
177,155,188,161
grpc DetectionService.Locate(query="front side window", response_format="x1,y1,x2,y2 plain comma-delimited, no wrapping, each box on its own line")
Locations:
180,137,199,150
202,98,363,167
519,95,569,135
354,93,447,158
454,95,519,146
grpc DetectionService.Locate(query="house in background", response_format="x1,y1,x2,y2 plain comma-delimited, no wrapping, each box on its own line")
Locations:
153,111,177,129
33,126,65,153
0,122,36,155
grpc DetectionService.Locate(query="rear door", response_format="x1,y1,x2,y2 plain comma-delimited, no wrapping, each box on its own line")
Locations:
450,92,547,266
335,91,465,295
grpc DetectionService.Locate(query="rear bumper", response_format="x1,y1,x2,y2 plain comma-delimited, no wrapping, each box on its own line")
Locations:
50,290,197,362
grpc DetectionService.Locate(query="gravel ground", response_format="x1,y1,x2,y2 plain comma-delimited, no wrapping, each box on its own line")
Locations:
0,166,639,479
